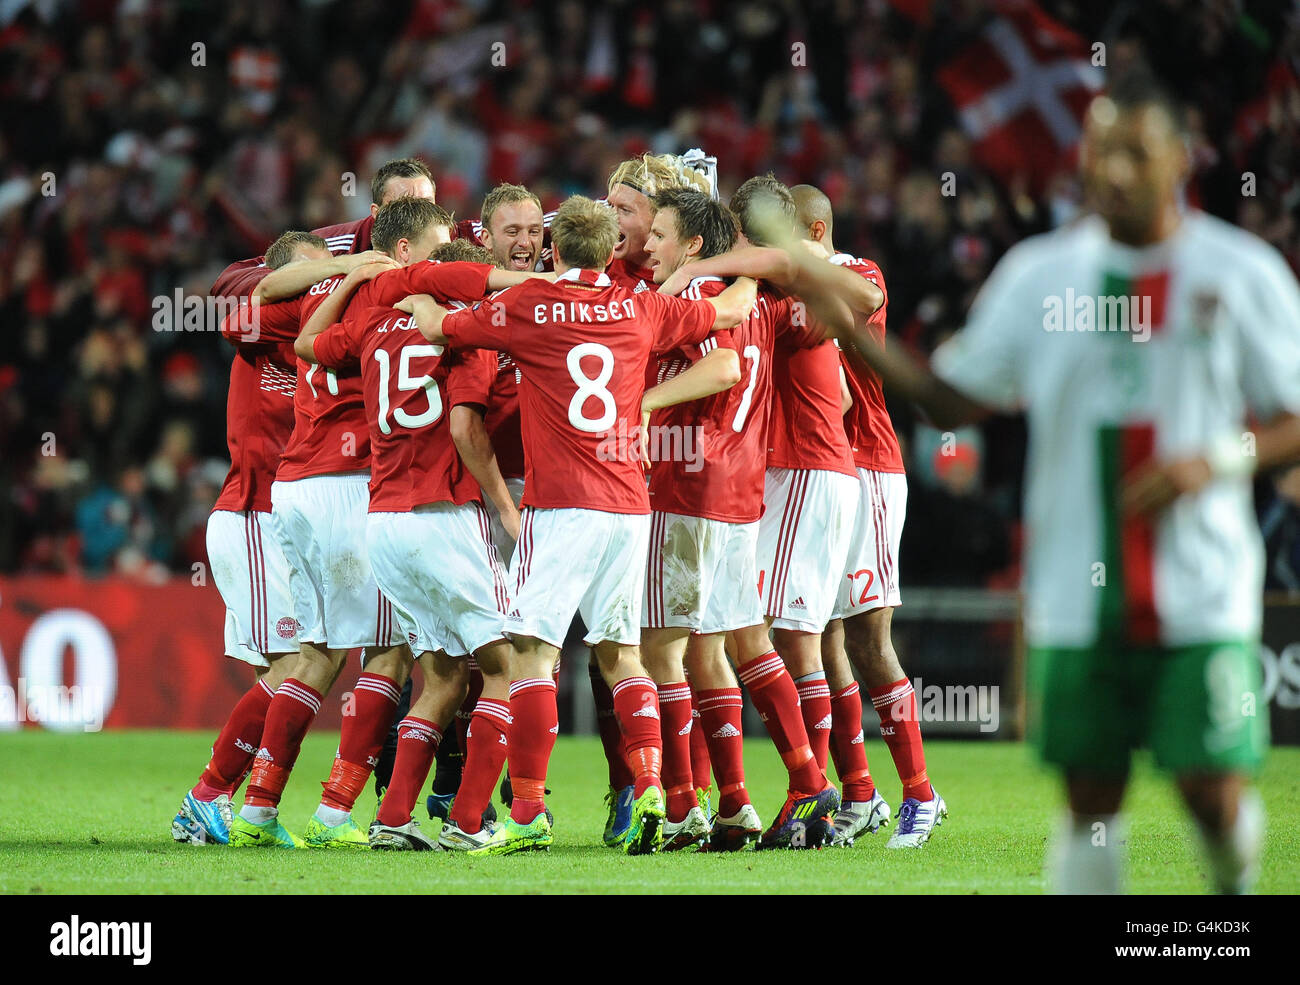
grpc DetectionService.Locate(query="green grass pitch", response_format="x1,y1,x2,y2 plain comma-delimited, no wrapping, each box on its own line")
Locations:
1,731,1296,894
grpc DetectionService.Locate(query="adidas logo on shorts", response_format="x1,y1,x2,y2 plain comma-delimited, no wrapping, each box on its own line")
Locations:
814,714,832,730
711,723,741,739
790,597,808,611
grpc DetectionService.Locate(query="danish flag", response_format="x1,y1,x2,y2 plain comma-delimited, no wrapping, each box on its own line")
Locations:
932,0,1103,193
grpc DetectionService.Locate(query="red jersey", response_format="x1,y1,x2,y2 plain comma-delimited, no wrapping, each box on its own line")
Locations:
276,276,371,481
766,300,856,477
314,305,496,512
484,353,525,481
647,277,775,524
219,294,305,347
209,215,375,298
213,342,298,514
276,261,495,483
606,258,656,293
831,253,904,473
441,268,720,514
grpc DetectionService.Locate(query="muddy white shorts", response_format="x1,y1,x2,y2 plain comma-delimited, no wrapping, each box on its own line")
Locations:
834,468,906,618
367,501,510,657
206,509,300,667
271,474,400,650
756,467,856,633
507,506,651,648
643,511,763,634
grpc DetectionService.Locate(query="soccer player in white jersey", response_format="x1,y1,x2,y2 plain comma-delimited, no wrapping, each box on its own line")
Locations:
794,74,1300,893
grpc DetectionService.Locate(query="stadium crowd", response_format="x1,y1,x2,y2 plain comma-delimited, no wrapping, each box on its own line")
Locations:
1,0,1297,582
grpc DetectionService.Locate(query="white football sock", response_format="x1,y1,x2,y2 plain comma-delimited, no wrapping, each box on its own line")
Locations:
1198,788,1264,895
314,804,351,827
239,804,277,824
1048,811,1123,894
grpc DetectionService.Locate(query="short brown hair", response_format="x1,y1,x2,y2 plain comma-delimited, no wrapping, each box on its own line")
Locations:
481,183,543,234
430,239,499,268
371,158,435,205
729,173,796,246
550,195,618,271
265,231,327,270
372,199,455,253
652,188,739,260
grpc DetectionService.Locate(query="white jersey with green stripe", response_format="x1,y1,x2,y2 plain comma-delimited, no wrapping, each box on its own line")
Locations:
933,211,1300,649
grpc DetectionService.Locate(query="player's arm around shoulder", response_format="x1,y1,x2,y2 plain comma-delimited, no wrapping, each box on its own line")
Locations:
256,251,396,304
396,294,451,345
705,275,759,329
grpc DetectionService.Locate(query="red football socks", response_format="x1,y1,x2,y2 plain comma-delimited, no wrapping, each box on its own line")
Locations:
869,678,934,802
590,663,634,789
375,717,441,827
613,676,663,798
448,698,511,834
830,682,875,802
657,682,694,821
455,663,484,756
320,672,401,812
696,686,748,816
196,677,275,798
795,671,833,771
688,686,713,794
507,678,557,824
244,678,322,808
738,652,824,794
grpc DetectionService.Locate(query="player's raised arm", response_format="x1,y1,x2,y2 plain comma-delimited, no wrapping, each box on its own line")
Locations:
256,250,399,304
294,261,391,362
658,246,791,297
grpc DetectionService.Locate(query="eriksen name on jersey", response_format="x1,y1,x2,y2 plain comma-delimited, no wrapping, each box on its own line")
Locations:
533,298,639,325
49,914,151,965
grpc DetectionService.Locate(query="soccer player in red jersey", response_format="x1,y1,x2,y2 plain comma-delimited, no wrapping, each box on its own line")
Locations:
790,185,942,848
295,241,522,852
210,158,435,300
659,176,880,848
587,153,717,843
228,201,462,849
638,188,778,851
399,195,757,855
605,153,711,292
169,231,330,846
232,199,550,849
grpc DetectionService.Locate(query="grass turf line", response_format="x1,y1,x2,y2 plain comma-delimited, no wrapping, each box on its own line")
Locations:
0,732,1296,894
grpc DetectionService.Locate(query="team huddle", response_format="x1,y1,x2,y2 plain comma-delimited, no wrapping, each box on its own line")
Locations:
169,150,943,857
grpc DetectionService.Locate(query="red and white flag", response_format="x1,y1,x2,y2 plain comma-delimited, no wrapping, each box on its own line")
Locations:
935,0,1103,191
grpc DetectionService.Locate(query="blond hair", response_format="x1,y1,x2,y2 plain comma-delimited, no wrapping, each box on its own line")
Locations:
607,153,710,199
550,195,618,271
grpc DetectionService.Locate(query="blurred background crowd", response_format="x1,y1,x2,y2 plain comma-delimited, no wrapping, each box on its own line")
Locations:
1,0,1298,587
